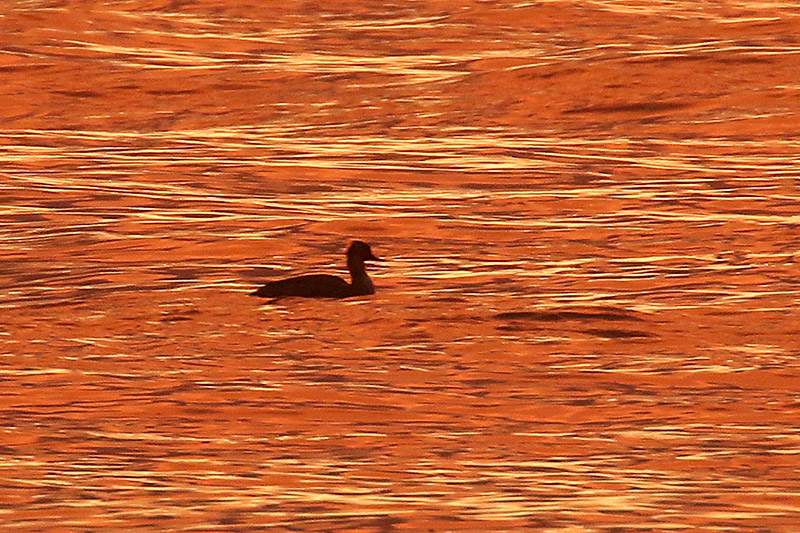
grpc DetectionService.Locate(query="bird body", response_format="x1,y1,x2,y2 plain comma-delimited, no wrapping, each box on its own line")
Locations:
251,241,380,299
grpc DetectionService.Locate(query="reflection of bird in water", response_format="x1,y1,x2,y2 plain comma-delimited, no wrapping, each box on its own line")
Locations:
251,241,382,299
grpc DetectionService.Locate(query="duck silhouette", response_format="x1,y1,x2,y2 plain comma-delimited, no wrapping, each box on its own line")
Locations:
251,241,382,299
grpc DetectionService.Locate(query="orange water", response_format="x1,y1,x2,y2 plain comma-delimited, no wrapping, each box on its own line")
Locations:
2,1,799,531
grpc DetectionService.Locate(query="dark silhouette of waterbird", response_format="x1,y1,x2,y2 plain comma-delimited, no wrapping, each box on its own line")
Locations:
251,240,382,299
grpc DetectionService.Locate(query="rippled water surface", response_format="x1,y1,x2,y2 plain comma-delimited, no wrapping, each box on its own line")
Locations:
2,1,800,531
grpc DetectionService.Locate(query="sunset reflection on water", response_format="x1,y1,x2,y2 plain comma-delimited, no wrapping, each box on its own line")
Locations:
2,1,800,531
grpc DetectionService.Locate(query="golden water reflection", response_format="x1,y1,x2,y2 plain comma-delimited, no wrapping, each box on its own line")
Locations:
2,0,800,531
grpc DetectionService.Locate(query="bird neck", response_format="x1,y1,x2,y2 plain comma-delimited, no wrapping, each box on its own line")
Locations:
347,257,374,294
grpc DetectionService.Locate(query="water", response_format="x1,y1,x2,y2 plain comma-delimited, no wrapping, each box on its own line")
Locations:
2,1,799,531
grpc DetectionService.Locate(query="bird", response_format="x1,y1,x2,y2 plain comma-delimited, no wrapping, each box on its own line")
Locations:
251,240,382,299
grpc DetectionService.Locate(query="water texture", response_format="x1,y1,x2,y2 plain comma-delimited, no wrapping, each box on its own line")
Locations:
1,1,799,531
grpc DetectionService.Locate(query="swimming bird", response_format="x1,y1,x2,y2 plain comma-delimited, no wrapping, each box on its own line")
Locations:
251,240,382,299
